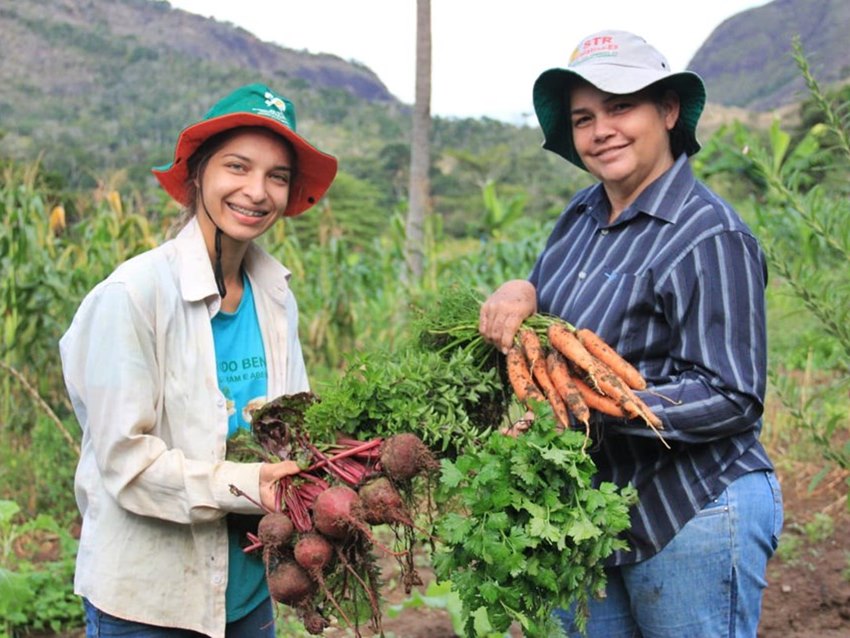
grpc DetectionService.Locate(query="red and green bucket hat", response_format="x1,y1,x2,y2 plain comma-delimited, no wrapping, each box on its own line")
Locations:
152,83,338,216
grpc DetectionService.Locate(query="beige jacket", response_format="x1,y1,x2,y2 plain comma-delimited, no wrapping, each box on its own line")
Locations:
59,217,308,637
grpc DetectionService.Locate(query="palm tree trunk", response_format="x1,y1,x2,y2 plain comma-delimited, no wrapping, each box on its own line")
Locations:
405,0,432,281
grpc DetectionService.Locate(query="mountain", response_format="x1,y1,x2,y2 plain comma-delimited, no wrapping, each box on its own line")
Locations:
1,0,395,103
0,0,407,187
688,0,850,111
1,0,846,232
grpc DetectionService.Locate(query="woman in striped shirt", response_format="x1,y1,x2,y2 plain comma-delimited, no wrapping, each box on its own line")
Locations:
479,30,783,638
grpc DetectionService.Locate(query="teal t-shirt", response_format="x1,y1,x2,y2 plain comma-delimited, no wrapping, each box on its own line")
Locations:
211,274,269,621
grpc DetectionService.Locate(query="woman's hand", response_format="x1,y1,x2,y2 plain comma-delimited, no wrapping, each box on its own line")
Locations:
479,279,537,354
259,460,301,511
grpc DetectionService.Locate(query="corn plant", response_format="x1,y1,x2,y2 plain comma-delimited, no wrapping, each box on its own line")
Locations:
0,165,163,519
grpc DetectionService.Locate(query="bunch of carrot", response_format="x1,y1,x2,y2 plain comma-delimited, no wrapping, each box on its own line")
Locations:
506,320,667,445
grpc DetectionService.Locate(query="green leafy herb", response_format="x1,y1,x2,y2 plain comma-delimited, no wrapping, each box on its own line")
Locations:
432,415,637,637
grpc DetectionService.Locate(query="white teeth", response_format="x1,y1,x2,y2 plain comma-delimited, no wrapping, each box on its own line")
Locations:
229,204,268,217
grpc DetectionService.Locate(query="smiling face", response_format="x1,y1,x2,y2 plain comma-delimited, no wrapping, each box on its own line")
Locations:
194,127,294,246
569,81,680,212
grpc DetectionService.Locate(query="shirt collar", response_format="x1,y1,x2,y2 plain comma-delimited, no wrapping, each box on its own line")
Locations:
574,154,696,226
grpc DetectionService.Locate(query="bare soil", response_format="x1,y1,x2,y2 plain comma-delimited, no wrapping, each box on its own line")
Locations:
757,462,850,638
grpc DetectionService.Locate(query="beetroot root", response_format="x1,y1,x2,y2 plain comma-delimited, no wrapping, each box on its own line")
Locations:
311,485,362,540
258,511,295,548
379,433,439,481
298,607,330,635
312,484,408,560
294,532,334,575
294,532,359,633
267,559,317,606
357,476,414,527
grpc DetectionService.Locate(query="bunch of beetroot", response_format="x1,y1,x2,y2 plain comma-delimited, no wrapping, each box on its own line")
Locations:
228,393,440,636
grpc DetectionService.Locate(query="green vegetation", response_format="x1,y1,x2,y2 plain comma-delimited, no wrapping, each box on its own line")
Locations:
434,422,635,636
0,42,848,636
0,501,82,637
703,39,850,479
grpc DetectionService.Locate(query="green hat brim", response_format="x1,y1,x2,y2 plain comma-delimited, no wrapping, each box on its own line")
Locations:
532,68,707,171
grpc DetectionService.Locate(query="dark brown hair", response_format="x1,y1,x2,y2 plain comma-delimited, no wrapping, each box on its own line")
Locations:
646,83,689,159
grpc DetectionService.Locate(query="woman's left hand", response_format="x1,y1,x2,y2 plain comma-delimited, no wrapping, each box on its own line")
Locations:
259,460,301,511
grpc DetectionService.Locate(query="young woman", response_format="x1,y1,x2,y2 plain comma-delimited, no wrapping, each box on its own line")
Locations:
479,31,783,637
60,84,337,637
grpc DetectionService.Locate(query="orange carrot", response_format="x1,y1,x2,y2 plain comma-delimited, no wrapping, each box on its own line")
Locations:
518,327,545,368
532,359,571,430
576,328,646,390
572,376,626,418
506,345,544,403
594,361,663,431
546,351,590,428
547,323,600,382
592,362,668,447
518,329,571,428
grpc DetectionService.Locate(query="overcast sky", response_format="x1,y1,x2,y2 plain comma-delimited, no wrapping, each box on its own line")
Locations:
169,0,772,124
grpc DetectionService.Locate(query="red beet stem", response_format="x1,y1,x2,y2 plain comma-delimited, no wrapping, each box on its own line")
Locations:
305,438,383,473
303,440,368,485
282,479,314,533
243,540,263,553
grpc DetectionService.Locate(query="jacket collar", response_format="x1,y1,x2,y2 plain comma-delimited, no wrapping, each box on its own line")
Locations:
173,217,292,313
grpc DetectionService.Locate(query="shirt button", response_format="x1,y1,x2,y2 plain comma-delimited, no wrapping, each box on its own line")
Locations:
216,397,225,408
578,271,587,280
212,574,223,585
600,229,609,236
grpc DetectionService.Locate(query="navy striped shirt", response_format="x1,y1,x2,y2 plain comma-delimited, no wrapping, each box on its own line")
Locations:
530,155,774,565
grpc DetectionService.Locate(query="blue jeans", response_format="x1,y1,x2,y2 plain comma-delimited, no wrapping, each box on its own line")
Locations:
83,598,275,638
555,470,783,638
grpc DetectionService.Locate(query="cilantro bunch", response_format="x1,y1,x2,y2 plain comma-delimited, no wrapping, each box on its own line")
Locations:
432,415,637,637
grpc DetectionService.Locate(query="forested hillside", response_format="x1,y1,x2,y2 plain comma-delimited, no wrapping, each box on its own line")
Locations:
1,0,848,235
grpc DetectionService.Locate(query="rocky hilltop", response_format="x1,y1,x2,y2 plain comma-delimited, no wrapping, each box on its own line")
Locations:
688,0,850,110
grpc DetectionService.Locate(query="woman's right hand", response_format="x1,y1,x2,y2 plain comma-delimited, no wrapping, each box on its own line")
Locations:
479,279,537,354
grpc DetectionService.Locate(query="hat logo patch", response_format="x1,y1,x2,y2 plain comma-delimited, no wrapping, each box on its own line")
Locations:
253,91,293,128
571,35,619,66
264,91,287,112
